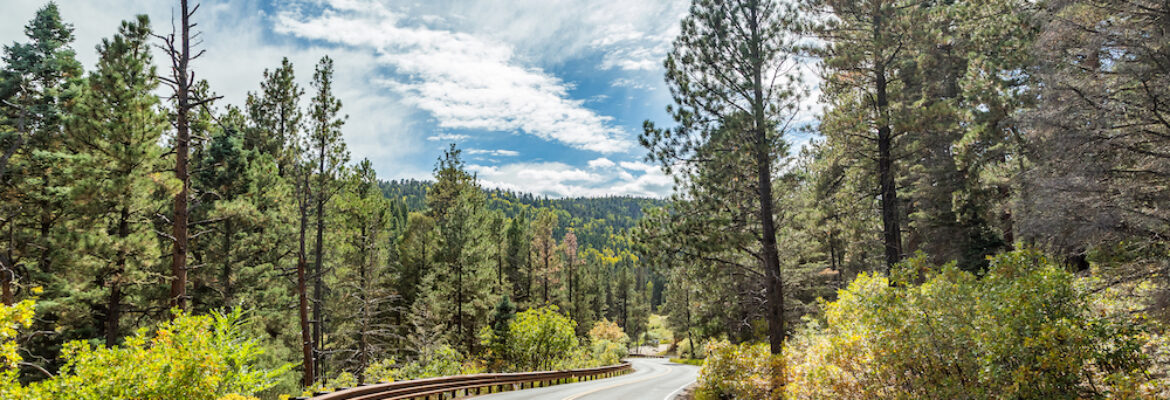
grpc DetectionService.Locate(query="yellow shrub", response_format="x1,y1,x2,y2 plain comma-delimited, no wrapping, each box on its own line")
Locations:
694,340,784,400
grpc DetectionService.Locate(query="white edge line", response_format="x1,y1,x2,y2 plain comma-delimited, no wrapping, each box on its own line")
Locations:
662,379,693,400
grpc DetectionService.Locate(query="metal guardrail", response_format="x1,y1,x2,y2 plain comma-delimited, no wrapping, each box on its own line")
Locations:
302,362,633,400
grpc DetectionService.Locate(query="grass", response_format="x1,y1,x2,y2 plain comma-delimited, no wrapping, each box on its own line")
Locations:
669,358,704,366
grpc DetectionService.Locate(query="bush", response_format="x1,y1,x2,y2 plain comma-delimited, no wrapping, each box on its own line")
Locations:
587,319,629,346
509,305,577,371
694,340,783,400
669,358,703,366
394,344,483,380
12,307,291,400
0,295,37,400
783,250,1162,399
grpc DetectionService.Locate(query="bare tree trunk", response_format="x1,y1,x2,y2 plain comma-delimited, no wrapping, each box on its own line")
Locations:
165,0,196,314
297,188,316,386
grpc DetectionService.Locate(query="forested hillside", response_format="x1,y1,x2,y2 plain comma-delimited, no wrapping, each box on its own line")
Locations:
381,179,666,250
2,0,1170,399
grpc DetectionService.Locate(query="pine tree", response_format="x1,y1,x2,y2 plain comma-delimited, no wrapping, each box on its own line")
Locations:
801,0,919,271
641,0,804,353
64,15,166,345
529,210,559,306
416,145,495,353
504,213,530,303
0,1,83,306
332,159,396,383
397,212,434,323
245,57,302,176
307,55,348,381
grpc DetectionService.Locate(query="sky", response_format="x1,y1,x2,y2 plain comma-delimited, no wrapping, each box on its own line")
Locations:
1,0,816,198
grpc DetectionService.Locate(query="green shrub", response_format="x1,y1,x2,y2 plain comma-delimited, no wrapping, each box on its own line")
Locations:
669,358,704,366
394,344,483,380
509,305,577,371
783,250,1162,399
10,307,290,400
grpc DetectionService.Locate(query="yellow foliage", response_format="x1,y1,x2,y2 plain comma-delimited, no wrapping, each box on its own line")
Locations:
587,318,629,345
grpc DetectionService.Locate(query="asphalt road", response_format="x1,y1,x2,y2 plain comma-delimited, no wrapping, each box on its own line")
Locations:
475,358,699,400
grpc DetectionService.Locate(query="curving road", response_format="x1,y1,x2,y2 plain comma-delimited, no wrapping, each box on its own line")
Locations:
475,358,698,400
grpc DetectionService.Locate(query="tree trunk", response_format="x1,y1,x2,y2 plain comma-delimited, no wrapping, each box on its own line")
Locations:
747,5,786,356
168,0,194,314
874,11,903,273
222,219,233,307
457,260,464,352
105,206,132,344
542,247,549,304
312,137,327,382
297,191,316,386
358,228,369,384
1,233,13,306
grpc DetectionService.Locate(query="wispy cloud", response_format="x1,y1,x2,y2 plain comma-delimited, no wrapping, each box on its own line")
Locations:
275,0,633,153
468,149,520,157
611,78,653,90
427,133,471,142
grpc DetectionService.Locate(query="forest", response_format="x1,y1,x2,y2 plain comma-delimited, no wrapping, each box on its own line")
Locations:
1,0,1169,399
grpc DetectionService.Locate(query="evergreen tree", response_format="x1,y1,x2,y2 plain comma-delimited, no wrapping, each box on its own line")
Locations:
331,159,396,383
245,57,302,176
529,210,560,306
504,213,531,303
64,15,166,345
307,55,349,381
483,296,515,370
396,212,434,323
0,1,83,307
641,0,804,353
801,0,919,271
415,145,495,353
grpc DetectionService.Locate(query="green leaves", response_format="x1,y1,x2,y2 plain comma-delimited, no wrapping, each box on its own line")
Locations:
509,305,578,371
8,307,291,400
782,249,1159,399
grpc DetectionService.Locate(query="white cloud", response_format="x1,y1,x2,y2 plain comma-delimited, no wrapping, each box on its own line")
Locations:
587,157,616,169
427,133,470,142
470,161,672,198
467,149,520,157
619,160,659,174
275,1,634,153
380,0,688,71
611,78,654,90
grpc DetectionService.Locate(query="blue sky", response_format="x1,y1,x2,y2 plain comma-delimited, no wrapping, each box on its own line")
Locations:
1,0,816,198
